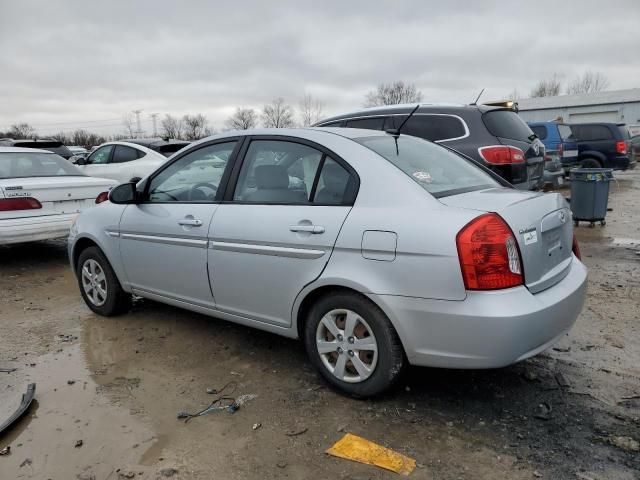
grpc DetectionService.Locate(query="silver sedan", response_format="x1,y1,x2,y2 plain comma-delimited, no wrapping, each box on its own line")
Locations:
68,128,587,396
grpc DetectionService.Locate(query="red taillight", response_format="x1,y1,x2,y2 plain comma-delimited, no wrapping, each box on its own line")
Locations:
456,213,523,290
615,140,627,155
572,234,581,260
0,197,42,212
95,191,109,204
557,143,564,157
478,146,526,165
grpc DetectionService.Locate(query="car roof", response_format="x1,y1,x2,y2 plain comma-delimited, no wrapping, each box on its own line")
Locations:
96,141,164,157
314,103,500,125
122,137,190,147
0,146,56,154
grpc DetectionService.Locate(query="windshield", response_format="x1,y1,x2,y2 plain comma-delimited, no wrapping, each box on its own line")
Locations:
483,110,534,142
0,152,84,178
356,135,499,198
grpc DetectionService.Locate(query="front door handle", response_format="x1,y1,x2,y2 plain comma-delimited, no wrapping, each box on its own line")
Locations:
289,225,325,234
178,218,203,227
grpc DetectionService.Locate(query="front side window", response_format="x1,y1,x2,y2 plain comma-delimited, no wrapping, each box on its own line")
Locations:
87,145,113,164
0,152,83,178
112,145,141,163
356,135,499,198
233,140,324,204
147,141,237,202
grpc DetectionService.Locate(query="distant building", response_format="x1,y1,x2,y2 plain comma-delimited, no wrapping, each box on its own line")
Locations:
514,89,640,129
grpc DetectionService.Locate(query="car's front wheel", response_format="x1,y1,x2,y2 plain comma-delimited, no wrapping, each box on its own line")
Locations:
77,246,131,316
303,292,405,397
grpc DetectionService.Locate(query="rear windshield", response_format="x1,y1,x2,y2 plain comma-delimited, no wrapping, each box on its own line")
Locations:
158,143,189,156
356,135,499,198
0,152,83,178
483,110,534,142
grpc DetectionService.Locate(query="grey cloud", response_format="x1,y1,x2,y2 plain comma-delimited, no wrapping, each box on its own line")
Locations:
1,0,638,135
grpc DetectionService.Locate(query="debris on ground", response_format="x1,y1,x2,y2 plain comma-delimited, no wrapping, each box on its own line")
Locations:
117,470,136,479
608,435,640,452
533,470,543,477
285,427,308,436
75,439,83,448
276,461,287,468
159,467,178,477
19,458,32,468
0,446,10,455
326,433,416,476
252,423,262,430
0,383,36,436
67,379,76,385
177,382,257,422
0,367,17,373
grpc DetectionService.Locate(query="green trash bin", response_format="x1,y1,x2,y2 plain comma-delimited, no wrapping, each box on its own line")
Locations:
569,168,613,227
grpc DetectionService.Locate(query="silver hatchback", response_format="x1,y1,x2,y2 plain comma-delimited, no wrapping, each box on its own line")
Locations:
69,128,587,396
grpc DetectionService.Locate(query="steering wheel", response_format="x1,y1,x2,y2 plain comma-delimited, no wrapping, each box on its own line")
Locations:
188,182,218,201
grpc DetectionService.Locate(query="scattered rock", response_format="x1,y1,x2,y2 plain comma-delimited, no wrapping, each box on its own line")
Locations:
608,435,639,452
118,471,136,479
159,467,178,477
252,423,262,431
19,458,32,468
555,372,570,388
534,402,552,420
533,470,543,478
276,461,287,468
0,446,10,455
75,439,83,448
285,427,308,436
552,346,571,353
68,379,76,385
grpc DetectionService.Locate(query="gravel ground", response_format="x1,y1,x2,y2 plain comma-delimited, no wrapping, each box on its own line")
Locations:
0,170,639,480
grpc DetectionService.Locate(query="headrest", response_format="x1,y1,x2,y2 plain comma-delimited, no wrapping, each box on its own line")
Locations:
255,165,289,189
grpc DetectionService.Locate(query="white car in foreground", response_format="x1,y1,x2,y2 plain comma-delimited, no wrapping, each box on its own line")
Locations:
0,147,116,245
73,141,169,183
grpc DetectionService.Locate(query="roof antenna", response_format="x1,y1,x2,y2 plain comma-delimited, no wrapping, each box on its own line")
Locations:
470,88,485,106
385,104,420,137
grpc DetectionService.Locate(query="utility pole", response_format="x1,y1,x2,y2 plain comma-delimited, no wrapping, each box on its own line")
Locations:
150,113,159,137
132,109,143,138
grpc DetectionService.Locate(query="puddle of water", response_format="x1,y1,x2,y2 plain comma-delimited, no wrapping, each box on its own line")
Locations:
0,343,156,479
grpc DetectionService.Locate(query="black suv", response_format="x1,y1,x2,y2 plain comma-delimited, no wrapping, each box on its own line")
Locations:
121,138,190,157
314,104,545,190
0,138,75,160
569,123,635,170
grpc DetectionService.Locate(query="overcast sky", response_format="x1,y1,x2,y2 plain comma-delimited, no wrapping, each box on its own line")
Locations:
1,0,639,136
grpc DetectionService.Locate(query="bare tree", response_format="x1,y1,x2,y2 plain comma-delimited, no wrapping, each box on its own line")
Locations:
8,123,37,139
364,81,423,107
298,94,324,126
122,113,136,137
566,71,610,95
262,98,295,128
225,107,258,130
530,74,562,98
160,114,184,139
182,114,210,140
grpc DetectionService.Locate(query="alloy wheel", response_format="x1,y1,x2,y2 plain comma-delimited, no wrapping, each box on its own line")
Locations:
81,259,108,307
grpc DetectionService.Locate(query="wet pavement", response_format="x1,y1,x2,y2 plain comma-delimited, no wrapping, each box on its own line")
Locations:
1,170,639,479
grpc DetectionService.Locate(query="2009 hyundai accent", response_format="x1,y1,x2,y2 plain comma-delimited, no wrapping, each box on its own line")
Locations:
68,127,587,396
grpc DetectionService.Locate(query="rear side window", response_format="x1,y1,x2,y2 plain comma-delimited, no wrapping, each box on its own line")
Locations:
112,145,141,163
356,135,499,198
571,125,613,141
558,124,575,141
345,117,386,130
530,125,547,140
313,158,355,205
387,115,467,142
482,110,534,142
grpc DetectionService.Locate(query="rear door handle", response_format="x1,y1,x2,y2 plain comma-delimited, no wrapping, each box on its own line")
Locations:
289,225,325,234
178,218,203,227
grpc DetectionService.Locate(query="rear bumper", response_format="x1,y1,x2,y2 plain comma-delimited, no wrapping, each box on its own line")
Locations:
610,155,633,170
369,256,587,369
0,214,75,245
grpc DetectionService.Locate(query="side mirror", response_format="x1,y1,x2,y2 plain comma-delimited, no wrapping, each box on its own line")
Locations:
74,156,87,165
108,182,138,204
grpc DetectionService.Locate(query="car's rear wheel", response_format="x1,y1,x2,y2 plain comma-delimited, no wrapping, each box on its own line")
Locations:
303,292,405,397
77,246,131,316
581,157,602,168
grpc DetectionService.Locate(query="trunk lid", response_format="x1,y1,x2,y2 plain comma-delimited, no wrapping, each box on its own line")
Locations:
440,188,573,293
0,176,115,220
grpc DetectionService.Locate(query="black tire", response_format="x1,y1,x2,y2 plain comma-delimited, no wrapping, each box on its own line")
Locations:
581,157,602,168
76,246,131,316
303,292,405,397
